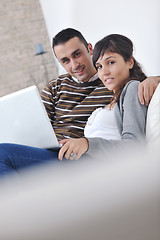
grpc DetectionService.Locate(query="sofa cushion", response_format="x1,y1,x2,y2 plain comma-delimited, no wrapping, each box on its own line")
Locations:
146,83,160,143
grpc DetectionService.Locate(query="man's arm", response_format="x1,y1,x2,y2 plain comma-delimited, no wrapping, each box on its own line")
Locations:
40,79,57,123
138,76,160,106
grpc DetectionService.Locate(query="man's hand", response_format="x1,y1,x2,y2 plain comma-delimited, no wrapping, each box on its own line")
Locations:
138,76,160,106
58,138,89,161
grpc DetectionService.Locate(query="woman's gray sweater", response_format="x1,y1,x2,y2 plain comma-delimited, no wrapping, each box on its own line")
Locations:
86,80,148,158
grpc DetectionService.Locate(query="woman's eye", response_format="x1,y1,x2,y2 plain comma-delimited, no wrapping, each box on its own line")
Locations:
96,65,102,70
109,61,115,65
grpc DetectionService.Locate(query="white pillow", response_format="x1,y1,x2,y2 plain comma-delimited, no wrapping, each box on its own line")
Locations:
146,83,160,144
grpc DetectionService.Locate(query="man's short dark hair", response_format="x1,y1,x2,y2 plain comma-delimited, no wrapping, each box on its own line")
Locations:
52,28,88,51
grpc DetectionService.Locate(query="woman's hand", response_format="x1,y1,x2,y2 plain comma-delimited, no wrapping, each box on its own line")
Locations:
58,138,89,161
138,76,160,106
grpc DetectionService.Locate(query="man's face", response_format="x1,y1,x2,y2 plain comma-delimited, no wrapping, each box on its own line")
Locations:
54,37,97,82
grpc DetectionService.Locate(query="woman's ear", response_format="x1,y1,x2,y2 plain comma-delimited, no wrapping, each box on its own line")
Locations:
88,43,93,55
129,56,134,69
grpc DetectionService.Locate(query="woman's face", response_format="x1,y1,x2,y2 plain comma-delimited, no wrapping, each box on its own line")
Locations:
95,51,134,92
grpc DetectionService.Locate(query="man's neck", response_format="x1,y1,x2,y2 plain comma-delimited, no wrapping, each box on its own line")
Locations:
72,73,98,83
87,73,98,82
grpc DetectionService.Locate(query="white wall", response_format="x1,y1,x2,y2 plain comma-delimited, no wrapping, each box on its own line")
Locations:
39,0,160,76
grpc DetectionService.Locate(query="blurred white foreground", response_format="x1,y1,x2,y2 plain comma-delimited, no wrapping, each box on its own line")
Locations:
0,143,159,240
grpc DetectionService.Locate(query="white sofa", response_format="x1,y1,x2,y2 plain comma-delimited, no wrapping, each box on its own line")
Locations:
146,83,160,145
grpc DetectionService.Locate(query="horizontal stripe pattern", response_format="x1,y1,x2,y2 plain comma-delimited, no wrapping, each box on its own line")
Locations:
41,74,113,140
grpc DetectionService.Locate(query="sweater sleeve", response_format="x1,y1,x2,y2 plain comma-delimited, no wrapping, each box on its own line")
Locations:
40,79,59,123
86,81,148,158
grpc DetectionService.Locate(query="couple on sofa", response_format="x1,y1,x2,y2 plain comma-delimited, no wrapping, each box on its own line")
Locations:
0,28,159,175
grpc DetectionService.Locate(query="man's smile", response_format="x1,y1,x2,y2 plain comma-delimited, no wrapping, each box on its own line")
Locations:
73,66,85,75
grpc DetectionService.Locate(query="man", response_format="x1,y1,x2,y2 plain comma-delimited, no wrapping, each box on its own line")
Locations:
0,28,159,175
41,28,160,140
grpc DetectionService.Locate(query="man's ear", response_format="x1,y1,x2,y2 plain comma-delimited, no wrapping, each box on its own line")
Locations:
88,43,93,55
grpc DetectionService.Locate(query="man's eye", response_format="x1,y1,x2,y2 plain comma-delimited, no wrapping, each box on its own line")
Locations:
62,59,69,64
74,52,80,57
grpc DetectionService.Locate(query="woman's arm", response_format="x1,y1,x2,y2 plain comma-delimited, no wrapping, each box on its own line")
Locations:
120,81,148,141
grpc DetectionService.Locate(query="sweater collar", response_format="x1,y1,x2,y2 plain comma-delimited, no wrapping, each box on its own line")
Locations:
72,73,98,83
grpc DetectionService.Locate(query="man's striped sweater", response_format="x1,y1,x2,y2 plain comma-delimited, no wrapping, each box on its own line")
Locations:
41,74,113,140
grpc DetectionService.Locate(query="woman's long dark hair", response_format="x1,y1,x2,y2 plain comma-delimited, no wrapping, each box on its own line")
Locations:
93,34,147,103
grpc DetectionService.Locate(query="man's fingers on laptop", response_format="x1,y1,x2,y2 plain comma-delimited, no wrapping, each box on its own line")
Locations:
58,142,72,160
58,139,69,149
59,139,69,145
58,145,66,160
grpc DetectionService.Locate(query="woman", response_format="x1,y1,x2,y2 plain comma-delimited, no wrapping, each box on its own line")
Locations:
58,34,148,160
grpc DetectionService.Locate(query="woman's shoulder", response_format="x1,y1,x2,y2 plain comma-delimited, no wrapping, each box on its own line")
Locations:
124,80,139,90
118,80,140,108
121,80,139,97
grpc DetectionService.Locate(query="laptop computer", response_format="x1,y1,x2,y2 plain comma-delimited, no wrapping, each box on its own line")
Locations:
0,85,60,149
